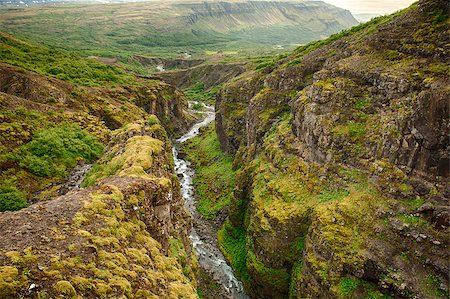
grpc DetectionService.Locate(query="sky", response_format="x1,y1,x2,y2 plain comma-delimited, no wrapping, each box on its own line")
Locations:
322,0,417,15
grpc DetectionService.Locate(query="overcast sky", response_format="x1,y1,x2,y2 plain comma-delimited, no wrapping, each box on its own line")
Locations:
322,0,417,14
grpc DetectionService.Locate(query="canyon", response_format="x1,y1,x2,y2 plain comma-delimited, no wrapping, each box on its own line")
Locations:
0,0,448,298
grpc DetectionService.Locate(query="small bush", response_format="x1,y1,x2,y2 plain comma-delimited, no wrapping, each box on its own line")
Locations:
14,124,103,177
0,186,27,212
339,277,360,297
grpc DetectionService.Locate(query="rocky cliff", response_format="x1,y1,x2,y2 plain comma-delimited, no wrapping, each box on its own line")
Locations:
159,63,247,90
0,120,198,298
216,0,449,298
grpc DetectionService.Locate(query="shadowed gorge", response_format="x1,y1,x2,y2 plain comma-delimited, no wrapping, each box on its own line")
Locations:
0,0,449,298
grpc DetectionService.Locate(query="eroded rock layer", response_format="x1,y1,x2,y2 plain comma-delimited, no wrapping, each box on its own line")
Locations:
216,0,449,298
0,121,198,298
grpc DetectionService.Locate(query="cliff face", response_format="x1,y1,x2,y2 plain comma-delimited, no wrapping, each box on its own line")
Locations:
216,0,449,298
178,1,358,33
0,121,198,298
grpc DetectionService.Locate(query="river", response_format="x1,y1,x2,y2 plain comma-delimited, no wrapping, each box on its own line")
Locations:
172,101,249,299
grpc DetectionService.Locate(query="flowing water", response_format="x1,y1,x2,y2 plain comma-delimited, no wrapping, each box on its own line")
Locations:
173,102,249,299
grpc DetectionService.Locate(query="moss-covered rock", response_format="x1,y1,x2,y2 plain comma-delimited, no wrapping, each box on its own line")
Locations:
216,0,449,298
0,121,197,298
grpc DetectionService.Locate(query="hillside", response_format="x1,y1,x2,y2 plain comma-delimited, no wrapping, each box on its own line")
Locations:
214,0,449,297
0,27,203,297
0,31,196,210
0,0,358,60
0,0,448,298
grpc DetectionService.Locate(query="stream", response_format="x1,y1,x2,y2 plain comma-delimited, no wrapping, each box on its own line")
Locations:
173,102,249,299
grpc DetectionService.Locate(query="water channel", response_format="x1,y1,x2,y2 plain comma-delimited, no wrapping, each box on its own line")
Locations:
172,102,249,299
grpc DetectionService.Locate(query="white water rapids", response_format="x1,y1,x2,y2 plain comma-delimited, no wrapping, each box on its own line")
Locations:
172,102,249,299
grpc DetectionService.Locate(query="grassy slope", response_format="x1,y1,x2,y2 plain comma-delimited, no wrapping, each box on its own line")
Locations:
0,32,135,86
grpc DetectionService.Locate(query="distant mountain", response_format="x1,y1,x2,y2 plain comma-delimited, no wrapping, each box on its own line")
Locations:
0,0,359,56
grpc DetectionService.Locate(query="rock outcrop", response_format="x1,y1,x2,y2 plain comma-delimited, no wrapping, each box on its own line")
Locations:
216,0,449,298
0,120,198,298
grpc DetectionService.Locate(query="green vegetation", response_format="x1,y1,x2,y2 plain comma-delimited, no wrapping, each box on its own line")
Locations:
14,124,103,177
0,32,135,86
338,277,360,297
282,4,416,68
0,1,360,70
397,214,427,227
217,220,249,283
247,248,291,293
426,274,450,298
184,83,221,104
183,123,236,219
0,186,27,212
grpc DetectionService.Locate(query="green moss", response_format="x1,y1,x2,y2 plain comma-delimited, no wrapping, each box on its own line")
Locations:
0,266,20,297
53,280,77,298
318,189,350,203
146,115,160,126
289,261,304,297
83,124,165,186
246,248,290,293
217,220,249,282
332,122,366,141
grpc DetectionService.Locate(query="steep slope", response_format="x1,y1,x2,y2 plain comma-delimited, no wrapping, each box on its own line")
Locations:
0,120,198,298
215,0,449,298
0,33,195,211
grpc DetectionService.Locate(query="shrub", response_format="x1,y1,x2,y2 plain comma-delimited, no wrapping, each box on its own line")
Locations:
339,277,360,297
0,186,27,212
15,124,103,177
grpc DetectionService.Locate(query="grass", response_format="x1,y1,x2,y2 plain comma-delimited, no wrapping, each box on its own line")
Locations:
397,214,427,227
0,32,136,86
183,123,236,220
184,82,221,105
0,1,361,72
217,220,249,283
13,124,103,178
338,277,360,297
